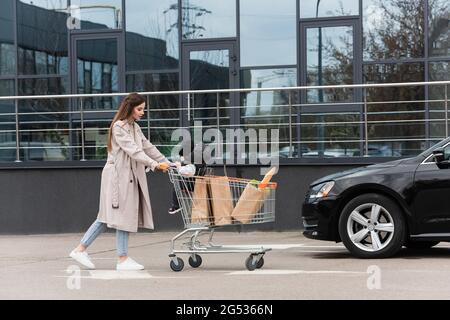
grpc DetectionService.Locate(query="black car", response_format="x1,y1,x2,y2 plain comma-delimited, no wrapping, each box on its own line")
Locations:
302,137,450,258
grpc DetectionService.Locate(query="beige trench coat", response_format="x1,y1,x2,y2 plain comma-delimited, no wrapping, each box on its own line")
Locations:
96,120,168,232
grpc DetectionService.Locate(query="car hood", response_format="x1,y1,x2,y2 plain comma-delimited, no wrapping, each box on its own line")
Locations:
310,158,407,186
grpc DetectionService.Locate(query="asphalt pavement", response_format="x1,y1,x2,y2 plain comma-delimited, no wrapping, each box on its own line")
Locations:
1,231,450,300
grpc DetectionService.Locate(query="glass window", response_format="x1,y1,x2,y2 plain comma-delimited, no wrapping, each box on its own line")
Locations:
363,0,425,61
17,0,69,75
0,0,15,75
70,0,122,30
0,80,15,162
429,62,450,141
240,0,296,67
300,0,359,18
240,68,297,158
306,25,354,103
17,77,70,161
429,0,450,57
300,112,361,158
182,0,236,39
126,72,179,92
0,80,14,100
76,38,119,110
126,73,180,157
71,116,111,161
188,48,232,134
364,63,426,156
18,77,68,96
126,0,178,71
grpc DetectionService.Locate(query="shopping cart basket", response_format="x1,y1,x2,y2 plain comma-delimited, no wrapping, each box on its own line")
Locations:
167,167,276,271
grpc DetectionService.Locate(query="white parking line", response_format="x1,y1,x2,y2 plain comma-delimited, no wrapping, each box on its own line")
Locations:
226,269,366,276
56,270,196,280
299,245,346,248
216,244,306,250
88,270,153,280
295,250,347,253
208,244,346,250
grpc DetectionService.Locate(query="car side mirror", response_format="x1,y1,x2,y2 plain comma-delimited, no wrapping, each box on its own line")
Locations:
433,148,445,163
433,148,450,168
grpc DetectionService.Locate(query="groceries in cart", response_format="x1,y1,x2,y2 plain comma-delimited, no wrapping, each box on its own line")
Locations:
170,166,278,226
177,162,196,176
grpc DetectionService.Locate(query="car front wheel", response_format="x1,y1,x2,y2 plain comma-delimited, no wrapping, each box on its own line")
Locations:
339,193,405,258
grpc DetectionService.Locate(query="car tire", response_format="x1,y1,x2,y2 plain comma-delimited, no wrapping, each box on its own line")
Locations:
404,240,440,250
339,193,405,259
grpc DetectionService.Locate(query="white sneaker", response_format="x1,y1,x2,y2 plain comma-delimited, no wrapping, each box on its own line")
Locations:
116,257,144,271
69,249,96,269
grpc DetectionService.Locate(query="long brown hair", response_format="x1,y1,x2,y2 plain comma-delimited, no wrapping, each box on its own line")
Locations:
107,92,145,152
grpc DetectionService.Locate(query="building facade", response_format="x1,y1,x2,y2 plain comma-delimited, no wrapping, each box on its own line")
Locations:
2,0,450,233
1,0,449,164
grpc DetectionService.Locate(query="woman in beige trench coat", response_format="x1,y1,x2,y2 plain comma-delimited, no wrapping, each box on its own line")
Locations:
69,93,170,271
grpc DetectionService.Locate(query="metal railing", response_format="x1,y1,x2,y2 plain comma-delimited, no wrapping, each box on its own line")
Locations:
0,80,449,163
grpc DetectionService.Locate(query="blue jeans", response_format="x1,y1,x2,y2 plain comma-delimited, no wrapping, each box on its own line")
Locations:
80,220,129,257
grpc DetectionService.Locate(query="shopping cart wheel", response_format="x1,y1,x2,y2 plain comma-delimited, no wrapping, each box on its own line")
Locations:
245,255,258,271
256,257,264,269
170,257,184,272
188,254,202,268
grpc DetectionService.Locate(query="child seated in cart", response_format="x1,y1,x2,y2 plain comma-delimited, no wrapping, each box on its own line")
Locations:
168,142,209,214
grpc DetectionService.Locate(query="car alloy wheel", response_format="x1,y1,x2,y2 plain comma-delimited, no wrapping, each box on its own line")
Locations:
346,203,395,252
339,193,405,258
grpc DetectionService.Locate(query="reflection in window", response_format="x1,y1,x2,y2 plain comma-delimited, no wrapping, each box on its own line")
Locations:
364,63,425,156
190,49,231,128
240,0,296,67
240,68,296,158
306,26,353,103
428,62,450,140
71,116,112,161
300,0,359,18
77,38,119,110
126,72,179,92
73,35,120,161
71,0,122,29
182,0,236,39
0,0,15,75
363,0,425,61
0,80,15,161
429,0,450,57
126,73,179,157
17,0,68,75
17,77,70,161
18,77,68,96
0,80,14,101
300,112,360,158
190,50,229,89
126,0,178,71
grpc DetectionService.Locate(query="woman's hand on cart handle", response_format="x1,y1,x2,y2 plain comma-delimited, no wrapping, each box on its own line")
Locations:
157,162,170,172
166,162,179,172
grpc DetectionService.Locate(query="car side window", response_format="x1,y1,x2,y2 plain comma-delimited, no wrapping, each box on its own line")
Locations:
445,146,450,161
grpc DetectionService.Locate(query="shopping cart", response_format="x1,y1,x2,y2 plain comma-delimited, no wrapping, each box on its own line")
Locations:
167,167,277,271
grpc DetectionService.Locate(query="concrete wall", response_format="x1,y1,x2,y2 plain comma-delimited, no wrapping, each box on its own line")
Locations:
0,165,361,234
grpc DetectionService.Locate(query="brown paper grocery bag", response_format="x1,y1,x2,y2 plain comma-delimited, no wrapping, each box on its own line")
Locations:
191,177,211,225
231,183,269,224
207,176,234,226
